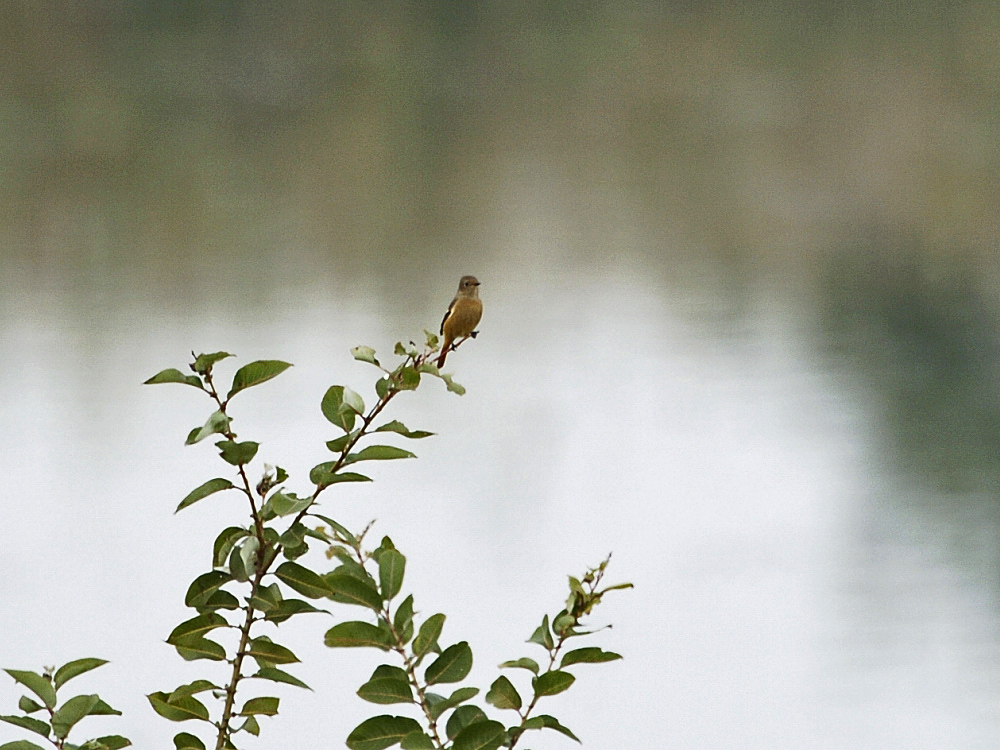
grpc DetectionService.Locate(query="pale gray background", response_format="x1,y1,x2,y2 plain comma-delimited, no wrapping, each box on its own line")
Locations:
3,2,1000,748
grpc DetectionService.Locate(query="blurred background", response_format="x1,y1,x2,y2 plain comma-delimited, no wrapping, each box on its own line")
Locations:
3,1,1000,747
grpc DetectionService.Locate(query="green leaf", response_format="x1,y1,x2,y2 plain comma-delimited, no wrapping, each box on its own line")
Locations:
193,589,239,613
600,582,635,594
241,715,260,736
263,598,327,624
143,369,203,389
374,421,435,439
166,613,229,645
239,697,279,716
310,513,357,544
185,410,231,445
451,720,506,750
51,694,99,739
324,621,393,650
425,642,473,685
192,351,233,375
445,705,488,740
83,735,132,750
440,372,465,395
0,716,49,738
423,329,440,349
185,571,233,608
370,665,408,681
342,387,365,415
3,671,55,709
371,535,396,560
528,615,554,650
147,692,209,722
325,431,359,453
0,741,47,750
378,549,406,601
168,680,219,700
346,446,416,464
246,638,300,666
393,366,420,391
53,659,108,690
264,492,312,517
173,732,206,750
278,522,307,548
484,675,521,710
328,559,378,588
213,527,249,568
251,668,311,690
176,478,235,513
552,611,575,636
346,715,422,750
393,594,414,637
309,461,372,488
224,548,251,585
560,647,623,668
275,561,332,599
498,657,539,674
226,360,292,400
85,698,120,716
172,636,227,662
215,440,259,466
426,687,480,720
248,583,283,613
413,614,446,658
394,341,419,357
326,573,383,610
400,731,435,750
228,536,258,582
321,386,355,432
351,346,381,366
533,670,575,697
17,696,43,714
357,677,413,705
521,715,580,742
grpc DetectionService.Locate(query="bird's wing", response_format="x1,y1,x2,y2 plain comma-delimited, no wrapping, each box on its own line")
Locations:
440,298,456,335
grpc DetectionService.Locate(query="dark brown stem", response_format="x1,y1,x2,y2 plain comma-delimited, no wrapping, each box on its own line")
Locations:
380,602,447,749
215,578,260,750
44,702,62,749
202,369,277,750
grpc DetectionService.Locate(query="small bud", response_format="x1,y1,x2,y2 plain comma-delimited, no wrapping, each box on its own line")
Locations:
256,464,276,497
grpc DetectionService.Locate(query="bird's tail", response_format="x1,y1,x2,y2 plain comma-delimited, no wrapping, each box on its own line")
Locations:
436,336,452,367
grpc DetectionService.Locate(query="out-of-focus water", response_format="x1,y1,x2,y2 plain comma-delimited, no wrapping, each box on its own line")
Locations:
3,3,1000,748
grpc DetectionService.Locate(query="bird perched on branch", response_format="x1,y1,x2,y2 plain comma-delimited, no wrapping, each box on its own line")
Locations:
437,275,482,367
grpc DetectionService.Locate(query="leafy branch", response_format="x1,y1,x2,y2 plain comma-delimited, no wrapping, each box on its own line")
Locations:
140,325,629,750
321,532,631,750
0,660,130,750
142,331,467,750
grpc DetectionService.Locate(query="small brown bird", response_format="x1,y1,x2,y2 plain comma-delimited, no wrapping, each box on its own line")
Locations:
437,275,483,367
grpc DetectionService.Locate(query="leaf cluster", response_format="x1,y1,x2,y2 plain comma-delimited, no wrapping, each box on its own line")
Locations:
134,334,630,750
141,338,466,749
325,536,631,750
0,660,129,750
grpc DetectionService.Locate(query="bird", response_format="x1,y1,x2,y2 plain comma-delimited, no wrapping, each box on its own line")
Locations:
437,275,482,367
